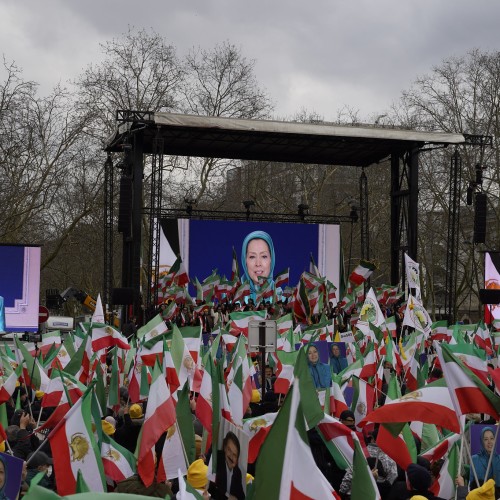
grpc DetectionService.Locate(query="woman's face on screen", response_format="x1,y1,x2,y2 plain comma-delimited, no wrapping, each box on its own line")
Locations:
246,238,271,285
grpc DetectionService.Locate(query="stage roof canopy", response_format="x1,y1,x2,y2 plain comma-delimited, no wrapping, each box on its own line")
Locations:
105,112,466,167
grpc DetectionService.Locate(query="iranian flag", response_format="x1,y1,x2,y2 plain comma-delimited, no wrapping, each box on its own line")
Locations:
429,442,459,499
292,278,311,323
274,268,289,289
446,343,489,385
171,325,202,392
276,313,293,335
243,412,278,463
42,371,85,408
348,260,376,286
91,323,130,352
385,316,397,338
128,355,151,403
40,330,62,357
430,320,449,342
435,342,500,418
227,361,246,426
316,414,358,469
233,281,251,304
138,339,165,367
229,310,266,336
360,377,460,434
351,434,381,500
137,364,176,487
178,325,203,365
253,380,340,499
48,388,106,495
195,353,217,433
420,430,463,463
0,365,22,403
372,375,417,470
14,337,44,389
277,328,295,352
330,376,349,418
274,350,298,395
63,335,92,385
474,321,493,356
137,314,169,342
351,377,375,429
100,433,136,483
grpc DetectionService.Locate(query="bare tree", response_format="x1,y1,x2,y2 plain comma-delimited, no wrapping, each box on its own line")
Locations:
392,49,500,318
172,41,274,202
75,27,184,141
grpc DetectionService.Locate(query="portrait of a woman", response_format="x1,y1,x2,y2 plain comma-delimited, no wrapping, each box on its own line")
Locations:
241,231,275,302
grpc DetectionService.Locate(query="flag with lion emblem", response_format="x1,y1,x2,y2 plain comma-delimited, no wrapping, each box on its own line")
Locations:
49,388,106,495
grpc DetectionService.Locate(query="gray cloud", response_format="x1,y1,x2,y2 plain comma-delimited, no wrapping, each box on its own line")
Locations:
1,0,499,121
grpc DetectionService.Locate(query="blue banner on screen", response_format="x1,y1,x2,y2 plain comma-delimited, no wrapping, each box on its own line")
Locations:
160,219,341,294
0,244,41,332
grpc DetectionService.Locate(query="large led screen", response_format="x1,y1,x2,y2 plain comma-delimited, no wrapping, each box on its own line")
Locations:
159,219,341,292
0,244,41,332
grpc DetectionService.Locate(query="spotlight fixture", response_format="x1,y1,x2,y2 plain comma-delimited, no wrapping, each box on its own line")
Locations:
298,203,309,220
184,197,197,216
243,200,255,220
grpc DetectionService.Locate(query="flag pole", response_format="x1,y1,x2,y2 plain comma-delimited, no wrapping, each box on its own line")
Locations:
462,427,480,487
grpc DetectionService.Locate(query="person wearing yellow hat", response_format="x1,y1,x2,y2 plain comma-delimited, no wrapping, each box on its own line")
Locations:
114,404,144,453
250,389,261,404
466,478,495,500
129,404,144,420
187,459,208,493
101,419,116,436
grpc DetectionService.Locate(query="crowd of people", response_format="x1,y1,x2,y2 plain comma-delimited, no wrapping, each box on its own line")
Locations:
2,229,499,499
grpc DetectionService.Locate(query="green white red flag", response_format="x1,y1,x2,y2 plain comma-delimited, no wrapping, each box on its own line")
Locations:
348,260,376,286
274,268,289,289
360,377,460,434
137,363,176,487
0,365,22,403
253,379,340,499
435,342,500,419
429,441,459,499
351,433,381,500
100,433,136,483
274,350,298,395
243,412,278,463
229,310,266,336
49,387,106,495
91,323,130,352
371,374,417,470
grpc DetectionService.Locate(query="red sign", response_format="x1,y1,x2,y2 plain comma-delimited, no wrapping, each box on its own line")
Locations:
39,305,49,324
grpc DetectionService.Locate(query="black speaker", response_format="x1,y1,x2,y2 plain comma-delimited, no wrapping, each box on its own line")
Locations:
45,289,62,309
117,176,132,235
111,287,136,305
479,289,500,305
473,192,487,244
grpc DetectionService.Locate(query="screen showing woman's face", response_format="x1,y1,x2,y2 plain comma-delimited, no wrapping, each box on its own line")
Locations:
246,239,271,284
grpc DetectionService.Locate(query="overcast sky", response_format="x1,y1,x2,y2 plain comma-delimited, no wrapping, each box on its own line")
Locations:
2,0,499,123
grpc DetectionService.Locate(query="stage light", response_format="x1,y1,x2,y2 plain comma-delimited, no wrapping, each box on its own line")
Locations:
298,203,309,220
184,197,197,215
